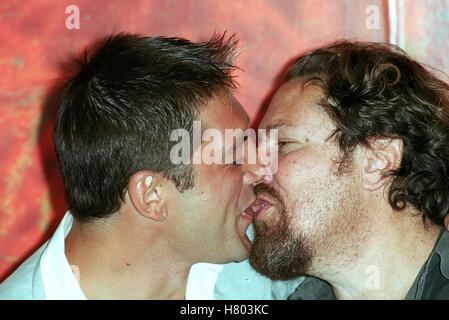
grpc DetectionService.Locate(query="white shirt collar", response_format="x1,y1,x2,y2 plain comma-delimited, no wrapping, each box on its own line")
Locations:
186,263,223,299
38,211,87,299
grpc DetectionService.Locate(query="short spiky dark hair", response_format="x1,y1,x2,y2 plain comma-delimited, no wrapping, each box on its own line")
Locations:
287,40,449,225
54,32,238,221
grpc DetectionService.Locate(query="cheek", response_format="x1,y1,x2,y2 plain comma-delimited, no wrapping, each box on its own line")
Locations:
274,150,337,232
201,167,244,205
224,169,245,203
276,150,329,192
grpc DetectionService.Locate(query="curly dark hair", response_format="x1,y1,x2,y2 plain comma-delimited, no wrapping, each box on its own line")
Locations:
286,40,449,225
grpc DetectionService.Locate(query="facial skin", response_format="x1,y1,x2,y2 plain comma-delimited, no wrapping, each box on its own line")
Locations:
250,79,367,280
166,92,261,264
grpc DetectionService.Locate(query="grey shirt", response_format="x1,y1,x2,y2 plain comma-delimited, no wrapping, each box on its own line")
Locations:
289,228,449,300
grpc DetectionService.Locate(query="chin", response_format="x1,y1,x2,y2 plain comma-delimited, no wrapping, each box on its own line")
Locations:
235,216,253,257
237,244,251,262
203,239,250,265
227,240,251,264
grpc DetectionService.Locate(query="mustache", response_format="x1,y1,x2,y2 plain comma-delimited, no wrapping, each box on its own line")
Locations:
253,182,276,197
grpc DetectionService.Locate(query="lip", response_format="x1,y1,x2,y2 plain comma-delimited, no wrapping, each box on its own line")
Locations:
239,194,256,220
252,199,274,222
241,196,275,222
238,201,257,250
241,205,255,221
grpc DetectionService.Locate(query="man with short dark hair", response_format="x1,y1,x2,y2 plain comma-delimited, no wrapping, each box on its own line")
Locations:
248,41,449,299
0,33,266,299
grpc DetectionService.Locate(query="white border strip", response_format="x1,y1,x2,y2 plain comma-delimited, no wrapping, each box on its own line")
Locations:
388,0,406,48
397,0,405,48
388,0,398,45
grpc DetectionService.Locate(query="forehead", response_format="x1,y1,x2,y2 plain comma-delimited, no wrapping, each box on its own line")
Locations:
260,79,334,136
199,92,249,130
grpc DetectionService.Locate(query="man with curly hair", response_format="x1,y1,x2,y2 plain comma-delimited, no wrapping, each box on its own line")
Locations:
247,41,449,299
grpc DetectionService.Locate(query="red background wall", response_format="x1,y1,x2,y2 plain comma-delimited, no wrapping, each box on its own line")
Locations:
1,0,448,281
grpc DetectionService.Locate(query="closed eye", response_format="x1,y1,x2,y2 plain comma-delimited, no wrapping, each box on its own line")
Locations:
231,158,244,166
278,141,293,147
278,140,303,154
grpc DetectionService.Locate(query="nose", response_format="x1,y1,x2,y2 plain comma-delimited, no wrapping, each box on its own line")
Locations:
242,134,267,185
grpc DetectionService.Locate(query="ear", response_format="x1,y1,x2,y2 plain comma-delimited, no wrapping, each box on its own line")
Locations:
444,214,449,232
127,170,168,221
361,138,403,191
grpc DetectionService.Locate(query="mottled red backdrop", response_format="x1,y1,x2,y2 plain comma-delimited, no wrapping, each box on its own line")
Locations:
1,0,448,281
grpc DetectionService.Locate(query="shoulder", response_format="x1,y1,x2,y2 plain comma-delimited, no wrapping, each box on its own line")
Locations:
419,229,449,300
0,245,47,300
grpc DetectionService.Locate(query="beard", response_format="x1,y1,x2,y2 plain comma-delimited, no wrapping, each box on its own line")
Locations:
249,183,313,281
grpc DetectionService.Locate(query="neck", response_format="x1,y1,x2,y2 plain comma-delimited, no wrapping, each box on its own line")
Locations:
310,203,441,300
65,214,191,300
